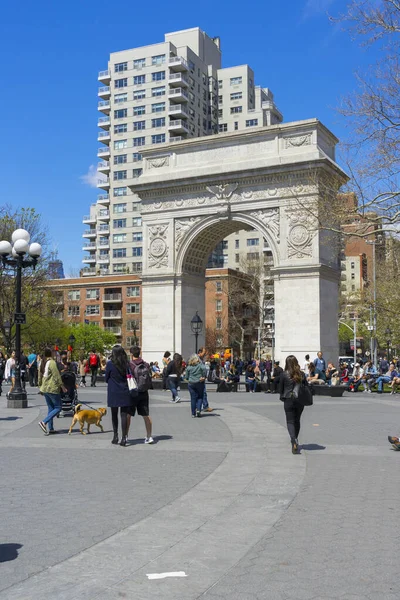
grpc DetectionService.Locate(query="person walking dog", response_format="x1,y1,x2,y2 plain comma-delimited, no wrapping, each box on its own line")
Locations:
38,348,65,435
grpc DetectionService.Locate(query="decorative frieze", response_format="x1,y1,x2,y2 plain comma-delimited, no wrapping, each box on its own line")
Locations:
148,224,169,269
250,208,280,244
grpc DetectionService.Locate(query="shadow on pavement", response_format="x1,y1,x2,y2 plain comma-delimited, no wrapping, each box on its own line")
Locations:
301,443,326,451
128,435,173,445
0,416,22,421
0,543,23,563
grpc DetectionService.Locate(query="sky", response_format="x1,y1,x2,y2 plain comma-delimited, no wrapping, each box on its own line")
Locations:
0,0,381,274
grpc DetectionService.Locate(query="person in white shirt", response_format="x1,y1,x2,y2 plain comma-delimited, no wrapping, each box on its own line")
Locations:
302,354,310,373
349,363,364,392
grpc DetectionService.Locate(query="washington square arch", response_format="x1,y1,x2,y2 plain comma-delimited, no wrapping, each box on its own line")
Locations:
131,118,347,364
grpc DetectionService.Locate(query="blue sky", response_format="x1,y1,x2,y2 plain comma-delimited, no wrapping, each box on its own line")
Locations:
0,0,379,274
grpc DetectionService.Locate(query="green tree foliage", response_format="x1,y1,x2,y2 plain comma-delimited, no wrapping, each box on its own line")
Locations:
66,324,117,357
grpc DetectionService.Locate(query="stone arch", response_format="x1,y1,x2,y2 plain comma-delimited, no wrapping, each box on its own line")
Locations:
176,212,280,276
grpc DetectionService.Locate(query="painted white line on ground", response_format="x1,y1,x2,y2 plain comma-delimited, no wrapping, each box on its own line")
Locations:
146,572,187,580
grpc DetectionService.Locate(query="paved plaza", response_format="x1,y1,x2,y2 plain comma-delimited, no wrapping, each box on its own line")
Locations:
0,385,399,599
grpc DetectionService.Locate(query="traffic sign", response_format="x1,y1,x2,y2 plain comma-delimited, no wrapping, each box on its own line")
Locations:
14,313,26,324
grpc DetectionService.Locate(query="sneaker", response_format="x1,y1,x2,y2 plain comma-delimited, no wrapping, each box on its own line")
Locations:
196,410,201,418
392,443,400,451
388,436,400,444
192,414,196,418
174,397,181,403
48,430,58,435
38,421,47,434
145,437,154,444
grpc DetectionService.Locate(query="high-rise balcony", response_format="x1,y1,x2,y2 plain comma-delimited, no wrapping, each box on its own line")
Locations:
168,103,189,118
82,229,97,238
98,209,110,220
98,70,111,83
169,136,183,143
82,255,96,264
98,86,111,98
97,194,110,205
82,215,96,224
82,268,96,276
168,87,189,102
82,242,97,251
97,239,109,250
168,119,189,134
99,268,110,276
98,131,110,143
169,73,189,87
97,254,110,264
97,147,110,158
97,161,110,173
103,293,122,302
97,225,110,234
169,56,189,71
98,116,110,129
104,326,122,335
103,310,122,319
98,100,110,114
97,178,110,190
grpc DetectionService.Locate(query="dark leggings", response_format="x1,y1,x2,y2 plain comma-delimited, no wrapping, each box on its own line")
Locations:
111,406,129,437
284,399,304,441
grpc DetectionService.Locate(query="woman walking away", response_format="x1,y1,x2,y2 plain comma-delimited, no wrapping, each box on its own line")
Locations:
78,356,89,387
105,346,135,446
279,355,309,454
38,348,65,435
162,351,171,391
166,353,183,403
185,354,207,418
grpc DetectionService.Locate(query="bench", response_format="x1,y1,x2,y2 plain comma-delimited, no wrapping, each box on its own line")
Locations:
311,384,346,397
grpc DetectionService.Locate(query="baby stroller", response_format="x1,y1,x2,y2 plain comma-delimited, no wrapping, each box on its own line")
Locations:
58,370,78,417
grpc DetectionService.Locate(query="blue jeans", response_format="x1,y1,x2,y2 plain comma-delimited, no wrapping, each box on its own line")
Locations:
246,378,257,392
201,385,209,409
168,376,179,400
377,376,390,392
188,382,205,415
43,393,62,430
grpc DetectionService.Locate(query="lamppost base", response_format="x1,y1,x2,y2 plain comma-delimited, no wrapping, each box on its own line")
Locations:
7,391,28,409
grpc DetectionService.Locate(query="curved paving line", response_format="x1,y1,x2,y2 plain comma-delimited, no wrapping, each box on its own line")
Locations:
2,405,306,600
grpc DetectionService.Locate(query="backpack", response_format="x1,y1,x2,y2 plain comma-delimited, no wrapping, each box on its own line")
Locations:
131,360,152,392
89,354,99,367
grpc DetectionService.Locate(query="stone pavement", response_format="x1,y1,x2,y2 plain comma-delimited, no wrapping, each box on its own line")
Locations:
0,385,399,599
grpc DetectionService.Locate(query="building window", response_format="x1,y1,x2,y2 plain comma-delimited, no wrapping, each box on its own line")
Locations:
114,108,127,119
151,117,165,128
114,62,127,72
86,289,99,299
133,105,146,116
113,219,127,228
113,263,126,273
230,92,243,100
218,123,228,132
127,303,140,314
126,288,140,301
133,120,146,131
115,78,128,88
216,299,222,312
114,154,127,164
132,217,142,227
152,102,165,113
127,320,140,330
133,136,146,147
114,93,127,104
235,254,240,263
113,187,127,196
152,71,165,81
114,139,127,150
152,134,165,144
133,232,142,242
113,248,126,258
132,247,142,257
67,290,80,301
247,252,259,260
230,106,242,114
68,306,80,316
133,58,146,69
351,262,355,269
234,121,239,130
85,305,100,315
152,86,165,97
351,284,355,291
113,233,126,243
230,76,242,85
114,123,127,134
218,80,223,88
113,203,127,213
235,240,239,249
132,168,142,178
218,95,223,104
216,281,222,292
218,109,223,118
132,152,142,162
133,89,146,100
246,119,258,127
133,74,146,85
132,262,142,272
216,317,222,329
113,170,127,180
351,273,355,279
152,54,166,65
247,238,259,246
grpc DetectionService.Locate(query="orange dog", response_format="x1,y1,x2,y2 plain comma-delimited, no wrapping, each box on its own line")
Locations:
68,404,107,435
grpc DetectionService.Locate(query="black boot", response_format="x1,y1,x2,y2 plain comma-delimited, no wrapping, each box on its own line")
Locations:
120,436,127,447
111,432,119,445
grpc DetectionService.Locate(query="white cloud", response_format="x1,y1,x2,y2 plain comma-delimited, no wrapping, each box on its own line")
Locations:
302,0,336,20
80,164,105,188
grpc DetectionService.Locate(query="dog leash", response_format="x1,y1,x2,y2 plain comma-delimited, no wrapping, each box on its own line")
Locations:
77,401,102,414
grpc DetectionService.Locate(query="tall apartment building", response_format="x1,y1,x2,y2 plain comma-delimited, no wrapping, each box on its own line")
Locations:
82,27,282,279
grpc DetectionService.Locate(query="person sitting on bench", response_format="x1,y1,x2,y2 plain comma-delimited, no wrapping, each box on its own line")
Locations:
307,362,326,385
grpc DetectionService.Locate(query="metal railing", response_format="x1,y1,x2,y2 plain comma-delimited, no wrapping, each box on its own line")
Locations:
83,229,96,236
97,161,109,169
168,103,188,115
98,131,110,139
98,239,109,246
103,310,122,318
169,136,183,142
169,119,189,130
97,194,109,202
98,86,110,94
169,73,189,83
104,293,122,301
98,70,110,78
98,100,110,108
168,87,189,98
82,215,96,221
169,56,189,69
83,243,96,249
97,147,110,154
98,210,109,217
98,117,110,124
104,326,122,334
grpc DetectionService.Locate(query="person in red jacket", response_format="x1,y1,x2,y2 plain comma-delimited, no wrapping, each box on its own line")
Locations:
88,349,100,387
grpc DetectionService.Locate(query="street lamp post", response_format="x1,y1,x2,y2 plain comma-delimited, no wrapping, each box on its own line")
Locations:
0,229,42,409
190,312,203,354
3,320,11,354
339,318,357,367
68,334,76,359
385,327,392,359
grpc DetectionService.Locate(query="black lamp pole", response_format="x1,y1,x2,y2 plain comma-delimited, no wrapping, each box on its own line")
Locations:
190,311,203,354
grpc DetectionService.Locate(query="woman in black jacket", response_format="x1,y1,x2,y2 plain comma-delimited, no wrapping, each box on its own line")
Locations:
166,353,183,403
105,346,135,446
278,355,307,454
